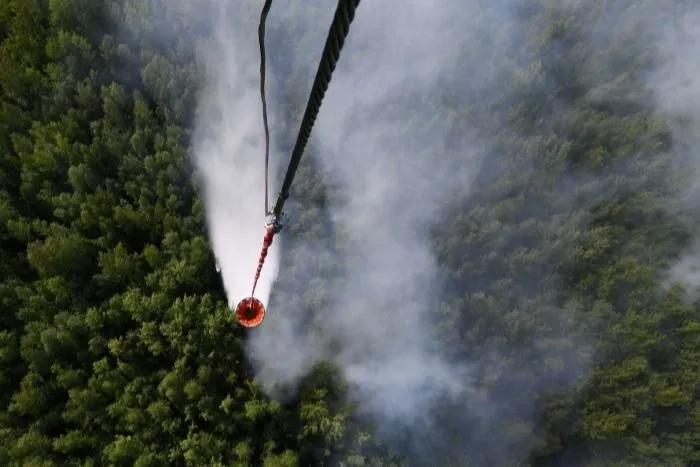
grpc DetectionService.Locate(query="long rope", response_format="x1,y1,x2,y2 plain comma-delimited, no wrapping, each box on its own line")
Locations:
258,0,273,214
250,0,361,298
270,0,361,220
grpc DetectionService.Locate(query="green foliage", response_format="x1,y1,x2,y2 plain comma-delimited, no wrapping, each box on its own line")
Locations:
1,0,699,465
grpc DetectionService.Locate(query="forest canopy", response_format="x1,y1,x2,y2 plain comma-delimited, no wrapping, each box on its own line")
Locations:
1,0,699,466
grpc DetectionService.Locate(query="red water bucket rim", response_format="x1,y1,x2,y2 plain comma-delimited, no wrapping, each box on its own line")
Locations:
235,297,266,327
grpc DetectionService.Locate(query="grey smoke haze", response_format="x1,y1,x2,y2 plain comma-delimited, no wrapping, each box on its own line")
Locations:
650,5,700,300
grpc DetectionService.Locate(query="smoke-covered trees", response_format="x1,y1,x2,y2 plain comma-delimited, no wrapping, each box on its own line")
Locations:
1,0,699,465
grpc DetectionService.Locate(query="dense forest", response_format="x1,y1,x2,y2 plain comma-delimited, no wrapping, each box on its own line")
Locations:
1,0,700,465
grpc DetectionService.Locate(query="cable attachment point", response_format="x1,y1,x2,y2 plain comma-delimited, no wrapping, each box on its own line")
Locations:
265,211,284,233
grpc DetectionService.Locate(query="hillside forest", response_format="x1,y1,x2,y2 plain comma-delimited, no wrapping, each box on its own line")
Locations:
1,0,700,466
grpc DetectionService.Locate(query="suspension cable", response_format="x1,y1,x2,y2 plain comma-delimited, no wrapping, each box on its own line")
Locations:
249,0,361,299
258,0,274,215
269,0,361,222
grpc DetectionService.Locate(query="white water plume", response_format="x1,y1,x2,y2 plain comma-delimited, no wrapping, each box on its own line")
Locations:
192,6,280,310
